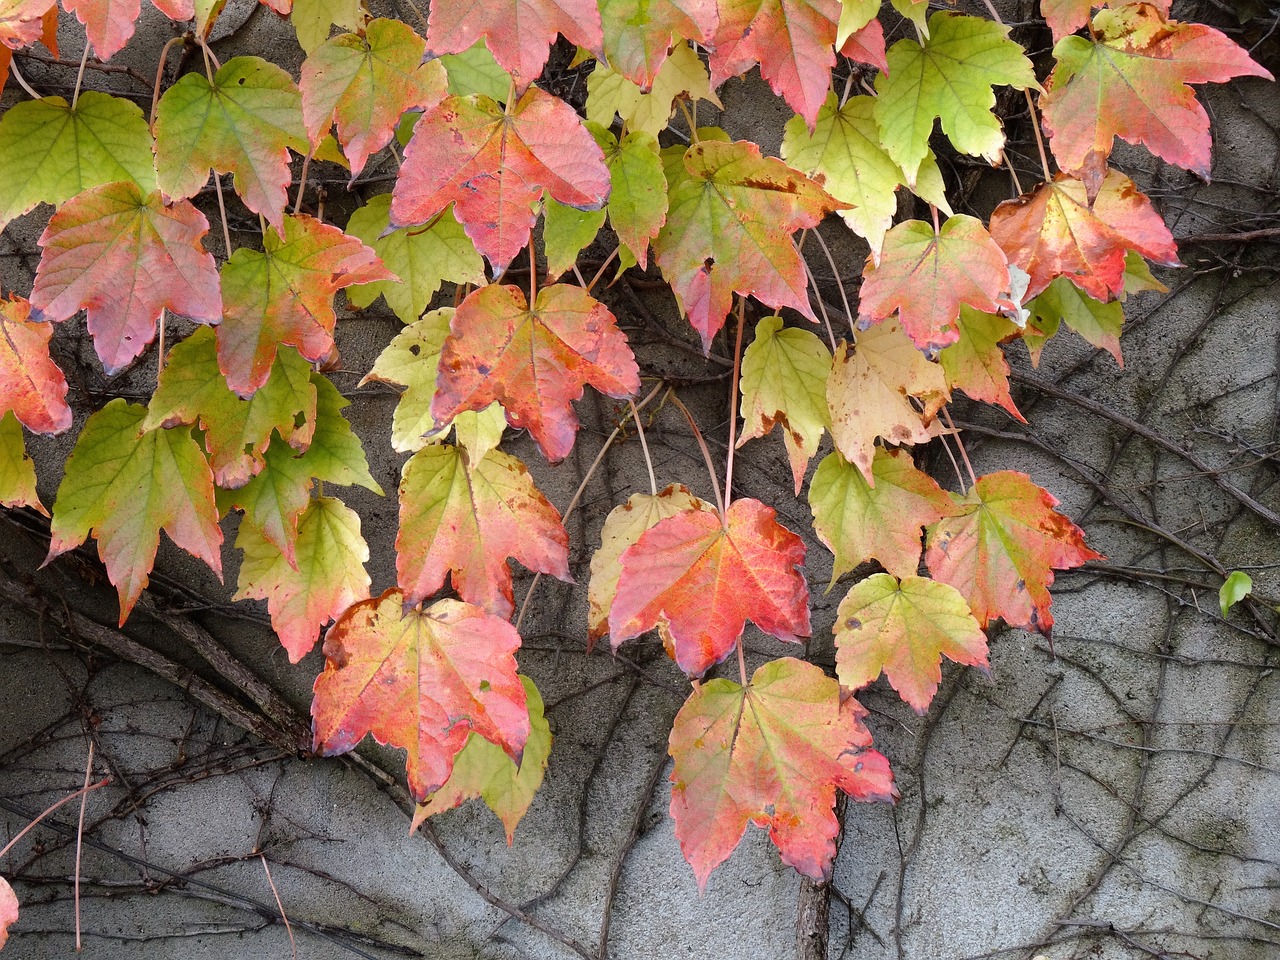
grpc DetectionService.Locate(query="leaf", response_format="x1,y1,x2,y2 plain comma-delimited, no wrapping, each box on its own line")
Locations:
858,215,1011,351
61,0,187,60
154,56,309,231
0,294,72,435
937,306,1024,420
46,399,222,624
0,411,45,514
432,283,639,462
301,20,447,177
312,588,530,801
29,182,222,375
358,307,505,455
874,12,1037,184
989,170,1179,302
235,495,370,662
826,320,949,482
609,497,811,677
290,0,363,53
144,327,316,488
593,125,667,269
709,0,841,127
441,40,513,101
925,470,1101,634
542,198,606,278
809,448,957,585
1219,570,1253,617
653,139,844,351
217,214,393,396
0,92,156,231
397,443,570,616
782,94,952,261
587,484,712,642
0,876,16,949
585,40,720,139
391,88,610,273
839,16,887,73
411,675,551,842
668,656,896,889
1040,0,1173,42
1040,3,1273,178
0,0,56,48
345,196,486,325
834,573,988,712
737,316,831,495
221,374,381,561
598,0,717,87
423,0,602,87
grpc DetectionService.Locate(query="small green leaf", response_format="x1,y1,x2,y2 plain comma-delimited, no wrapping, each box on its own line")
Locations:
440,40,513,102
0,411,45,515
542,198,606,278
1219,571,1253,617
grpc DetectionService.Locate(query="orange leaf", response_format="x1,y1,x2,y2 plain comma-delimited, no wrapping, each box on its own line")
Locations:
0,876,16,949
0,294,71,435
0,0,55,48
312,588,530,800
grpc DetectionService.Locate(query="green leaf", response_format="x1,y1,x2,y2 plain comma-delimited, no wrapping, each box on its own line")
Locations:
874,12,1038,184
411,675,552,842
440,40,513,102
593,124,667,269
542,198,606,279
290,0,363,53
586,41,720,139
154,56,308,231
345,195,486,325
1219,571,1253,617
47,399,223,623
737,315,831,494
0,92,156,230
0,411,45,515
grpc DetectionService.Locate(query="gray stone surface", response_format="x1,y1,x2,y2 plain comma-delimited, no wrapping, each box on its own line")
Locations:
2,5,1278,960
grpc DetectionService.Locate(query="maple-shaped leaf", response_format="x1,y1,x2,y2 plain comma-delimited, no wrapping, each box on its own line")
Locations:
424,0,602,87
609,497,811,677
221,374,381,561
874,12,1037,184
144,327,316,488
301,20,446,178
0,92,156,231
836,0,876,48
859,215,1011,350
46,399,222,623
587,484,712,643
0,412,45,514
826,320,949,482
397,443,570,616
312,588,530,800
937,307,1024,420
598,0,717,88
782,94,951,261
834,573,988,712
60,0,146,60
809,448,958,585
926,470,1101,634
1025,252,1166,366
29,182,222,375
989,170,1179,302
737,315,831,495
154,56,309,231
709,0,840,128
432,283,640,463
840,16,887,72
592,125,667,269
412,674,551,842
359,307,506,455
669,656,896,888
391,89,610,273
0,876,16,949
542,198,607,279
0,294,72,435
1040,3,1273,178
586,40,720,139
1041,0,1172,41
290,0,363,53
218,214,393,396
235,495,370,662
654,139,844,350
345,196,486,325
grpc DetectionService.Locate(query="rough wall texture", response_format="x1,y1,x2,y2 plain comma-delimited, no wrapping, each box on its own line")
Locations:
1,2,1277,959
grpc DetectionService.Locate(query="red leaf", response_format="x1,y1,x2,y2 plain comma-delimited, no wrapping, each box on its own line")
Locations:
858,215,1011,350
840,17,887,73
925,471,1101,635
391,89,610,273
668,657,895,888
0,294,71,435
989,169,1179,301
710,0,841,127
30,181,221,375
433,283,640,463
425,0,602,87
312,588,530,800
609,497,811,677
0,876,16,949
0,0,55,48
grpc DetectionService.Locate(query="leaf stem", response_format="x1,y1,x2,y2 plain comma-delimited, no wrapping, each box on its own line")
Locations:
736,632,748,686
940,406,978,489
668,392,724,521
73,740,93,953
0,778,109,862
723,298,746,513
630,398,658,497
811,227,857,334
587,245,619,292
70,41,90,109
801,253,838,353
156,308,166,376
676,98,699,143
150,36,184,126
293,147,314,215
528,245,537,302
1025,89,1054,183
261,855,297,960
8,61,42,99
